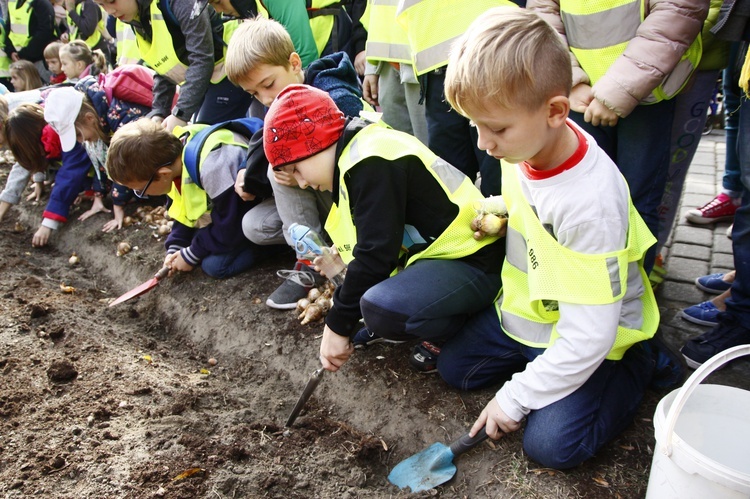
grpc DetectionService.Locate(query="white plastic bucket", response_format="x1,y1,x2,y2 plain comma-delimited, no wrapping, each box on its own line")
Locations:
646,344,750,499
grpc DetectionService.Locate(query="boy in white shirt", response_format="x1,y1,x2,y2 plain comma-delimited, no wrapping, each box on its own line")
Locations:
439,7,684,469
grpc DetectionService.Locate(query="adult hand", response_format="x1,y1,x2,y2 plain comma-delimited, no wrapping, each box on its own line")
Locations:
233,168,256,201
584,98,619,127
319,325,354,372
32,226,52,247
354,50,366,76
470,397,521,440
164,251,194,274
569,83,594,114
362,74,379,107
162,115,188,133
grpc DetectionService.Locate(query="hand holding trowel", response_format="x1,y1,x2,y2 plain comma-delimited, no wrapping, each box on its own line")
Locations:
108,266,170,307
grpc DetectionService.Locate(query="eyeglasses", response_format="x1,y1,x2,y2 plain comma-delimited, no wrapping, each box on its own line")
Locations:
133,160,172,198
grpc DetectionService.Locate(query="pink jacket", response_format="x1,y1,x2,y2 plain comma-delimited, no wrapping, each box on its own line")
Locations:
528,0,709,117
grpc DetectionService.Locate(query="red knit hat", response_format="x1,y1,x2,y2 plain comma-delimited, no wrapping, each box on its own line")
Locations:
264,84,347,168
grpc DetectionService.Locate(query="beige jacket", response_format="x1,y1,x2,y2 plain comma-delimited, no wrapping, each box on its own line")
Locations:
528,0,709,117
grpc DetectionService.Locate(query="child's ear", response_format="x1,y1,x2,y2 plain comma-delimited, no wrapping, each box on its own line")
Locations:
546,95,570,128
289,52,302,73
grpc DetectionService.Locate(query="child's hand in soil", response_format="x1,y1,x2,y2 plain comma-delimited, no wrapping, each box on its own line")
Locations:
26,182,44,202
164,251,194,274
471,396,520,440
32,226,52,247
319,325,354,372
78,196,111,221
102,205,125,233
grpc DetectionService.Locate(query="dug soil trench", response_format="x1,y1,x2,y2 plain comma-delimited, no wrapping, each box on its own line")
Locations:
3,181,741,498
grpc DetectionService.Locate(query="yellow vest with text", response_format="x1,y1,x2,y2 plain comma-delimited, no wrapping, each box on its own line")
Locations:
67,2,105,48
8,0,32,51
497,164,659,361
134,0,238,85
0,23,11,78
307,0,340,56
325,123,497,267
395,0,516,75
167,125,248,227
362,0,411,65
559,0,702,103
116,19,141,66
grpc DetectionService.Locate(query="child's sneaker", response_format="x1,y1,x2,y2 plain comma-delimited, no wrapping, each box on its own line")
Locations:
685,193,740,224
681,318,750,369
352,327,406,349
645,332,687,390
409,341,441,374
680,301,720,327
694,273,732,294
266,260,324,310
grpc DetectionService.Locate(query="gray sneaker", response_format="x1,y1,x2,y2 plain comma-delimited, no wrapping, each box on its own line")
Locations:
266,261,324,310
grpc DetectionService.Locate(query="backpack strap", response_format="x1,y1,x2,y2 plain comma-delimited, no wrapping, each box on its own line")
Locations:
182,117,264,190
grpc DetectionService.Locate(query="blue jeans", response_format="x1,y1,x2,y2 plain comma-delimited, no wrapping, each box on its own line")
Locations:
437,306,652,469
722,43,744,195
423,70,501,196
200,245,259,279
360,259,501,342
570,99,676,273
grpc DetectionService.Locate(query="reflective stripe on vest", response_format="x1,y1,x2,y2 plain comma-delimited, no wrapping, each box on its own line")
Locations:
8,0,32,51
68,3,104,48
363,0,411,64
324,122,496,266
497,163,659,360
167,125,249,227
559,0,702,103
134,0,188,84
396,0,516,75
116,19,141,66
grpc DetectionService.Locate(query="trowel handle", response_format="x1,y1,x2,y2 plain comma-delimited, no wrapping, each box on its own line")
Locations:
154,266,170,280
449,427,488,457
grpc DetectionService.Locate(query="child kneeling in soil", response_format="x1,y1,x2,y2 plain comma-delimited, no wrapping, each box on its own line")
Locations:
436,7,683,469
106,118,272,279
263,84,505,373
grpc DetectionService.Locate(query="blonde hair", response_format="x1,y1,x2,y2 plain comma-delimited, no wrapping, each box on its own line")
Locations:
76,97,109,144
9,60,43,91
106,119,182,184
225,16,295,85
444,7,572,115
44,40,63,60
60,40,108,77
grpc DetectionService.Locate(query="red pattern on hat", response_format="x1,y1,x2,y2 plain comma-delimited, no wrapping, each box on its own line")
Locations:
264,85,346,168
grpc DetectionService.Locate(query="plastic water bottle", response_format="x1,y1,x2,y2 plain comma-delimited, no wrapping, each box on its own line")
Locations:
288,223,346,287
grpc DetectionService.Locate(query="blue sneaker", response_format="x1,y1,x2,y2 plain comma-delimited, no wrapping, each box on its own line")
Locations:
695,273,732,294
680,301,720,327
645,332,687,390
681,318,750,369
352,327,406,349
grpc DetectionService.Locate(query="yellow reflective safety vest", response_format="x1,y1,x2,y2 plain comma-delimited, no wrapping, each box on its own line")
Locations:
0,23,11,78
325,122,497,266
67,2,105,49
167,125,248,227
362,0,411,65
559,0,702,104
8,0,32,51
116,19,141,66
307,0,341,56
396,0,516,75
497,164,659,361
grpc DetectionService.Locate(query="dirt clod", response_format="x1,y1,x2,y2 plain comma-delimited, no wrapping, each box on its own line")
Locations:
46,359,78,383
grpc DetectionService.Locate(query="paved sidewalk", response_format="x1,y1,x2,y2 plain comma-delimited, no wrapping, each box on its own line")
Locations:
657,130,750,389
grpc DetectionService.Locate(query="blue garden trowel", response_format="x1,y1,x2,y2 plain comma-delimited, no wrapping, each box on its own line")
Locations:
388,427,488,492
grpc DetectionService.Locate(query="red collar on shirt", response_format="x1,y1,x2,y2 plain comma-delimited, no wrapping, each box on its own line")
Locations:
520,123,588,180
173,178,182,194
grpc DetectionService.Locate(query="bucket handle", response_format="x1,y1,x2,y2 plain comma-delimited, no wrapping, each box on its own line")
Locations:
660,344,750,457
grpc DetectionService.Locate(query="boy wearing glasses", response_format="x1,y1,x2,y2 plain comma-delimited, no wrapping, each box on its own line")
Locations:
106,118,270,279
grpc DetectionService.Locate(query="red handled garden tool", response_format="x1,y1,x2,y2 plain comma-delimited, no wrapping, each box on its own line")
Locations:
388,427,488,492
109,266,170,307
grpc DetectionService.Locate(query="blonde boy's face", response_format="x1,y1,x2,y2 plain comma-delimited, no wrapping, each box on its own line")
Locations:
468,101,554,168
46,57,61,75
276,146,336,193
236,55,303,107
95,0,138,22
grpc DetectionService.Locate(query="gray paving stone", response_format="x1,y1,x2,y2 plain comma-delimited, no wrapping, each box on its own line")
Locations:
690,152,715,166
672,225,715,246
685,173,716,185
669,243,711,261
680,193,711,210
684,182,716,195
665,256,710,283
687,165,715,175
658,280,707,305
712,252,735,269
713,233,734,254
